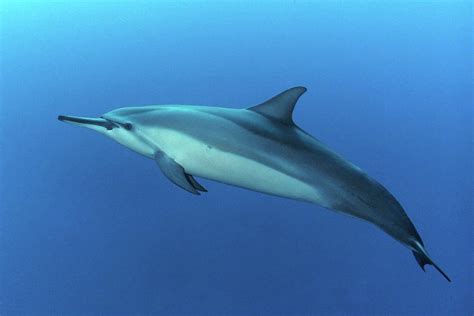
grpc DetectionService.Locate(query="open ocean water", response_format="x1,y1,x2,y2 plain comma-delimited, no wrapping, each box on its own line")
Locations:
0,1,472,315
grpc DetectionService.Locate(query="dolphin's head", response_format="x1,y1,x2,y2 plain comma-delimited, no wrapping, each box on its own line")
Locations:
58,106,159,158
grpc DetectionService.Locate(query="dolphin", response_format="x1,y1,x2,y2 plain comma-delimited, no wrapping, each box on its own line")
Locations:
58,87,450,281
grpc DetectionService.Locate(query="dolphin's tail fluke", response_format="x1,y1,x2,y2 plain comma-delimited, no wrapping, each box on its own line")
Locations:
412,241,450,282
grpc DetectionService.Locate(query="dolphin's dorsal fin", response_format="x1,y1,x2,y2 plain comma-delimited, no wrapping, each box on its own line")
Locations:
248,86,307,125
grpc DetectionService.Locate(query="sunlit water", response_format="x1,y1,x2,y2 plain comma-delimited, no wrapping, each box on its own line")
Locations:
1,1,471,315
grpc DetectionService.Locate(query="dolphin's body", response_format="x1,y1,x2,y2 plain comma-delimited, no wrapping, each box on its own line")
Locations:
58,87,450,281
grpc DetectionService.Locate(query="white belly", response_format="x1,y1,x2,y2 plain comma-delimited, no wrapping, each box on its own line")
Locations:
155,129,319,202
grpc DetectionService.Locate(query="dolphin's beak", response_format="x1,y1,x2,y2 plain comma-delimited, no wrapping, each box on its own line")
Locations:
58,115,118,131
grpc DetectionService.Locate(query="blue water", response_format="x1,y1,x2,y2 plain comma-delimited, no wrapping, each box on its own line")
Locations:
1,1,472,315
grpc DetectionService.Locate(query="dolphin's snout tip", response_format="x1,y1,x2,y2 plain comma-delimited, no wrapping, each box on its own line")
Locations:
56,115,117,130
57,115,88,124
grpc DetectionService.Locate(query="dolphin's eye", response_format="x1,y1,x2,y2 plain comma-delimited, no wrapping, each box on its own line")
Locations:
123,123,133,130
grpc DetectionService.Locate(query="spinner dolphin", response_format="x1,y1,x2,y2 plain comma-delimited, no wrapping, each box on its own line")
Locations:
58,87,450,281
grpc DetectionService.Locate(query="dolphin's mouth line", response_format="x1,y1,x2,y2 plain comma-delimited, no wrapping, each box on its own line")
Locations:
58,115,118,130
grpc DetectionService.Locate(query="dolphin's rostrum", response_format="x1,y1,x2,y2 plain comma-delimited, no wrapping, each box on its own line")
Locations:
58,87,450,281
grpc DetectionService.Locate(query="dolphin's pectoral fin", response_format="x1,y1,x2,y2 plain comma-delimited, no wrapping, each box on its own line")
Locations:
186,174,207,192
154,151,200,195
248,86,307,125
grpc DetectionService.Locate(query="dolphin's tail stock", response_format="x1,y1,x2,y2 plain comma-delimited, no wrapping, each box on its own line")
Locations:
412,241,451,282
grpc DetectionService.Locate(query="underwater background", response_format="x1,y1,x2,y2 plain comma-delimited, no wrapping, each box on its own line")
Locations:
1,1,472,315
